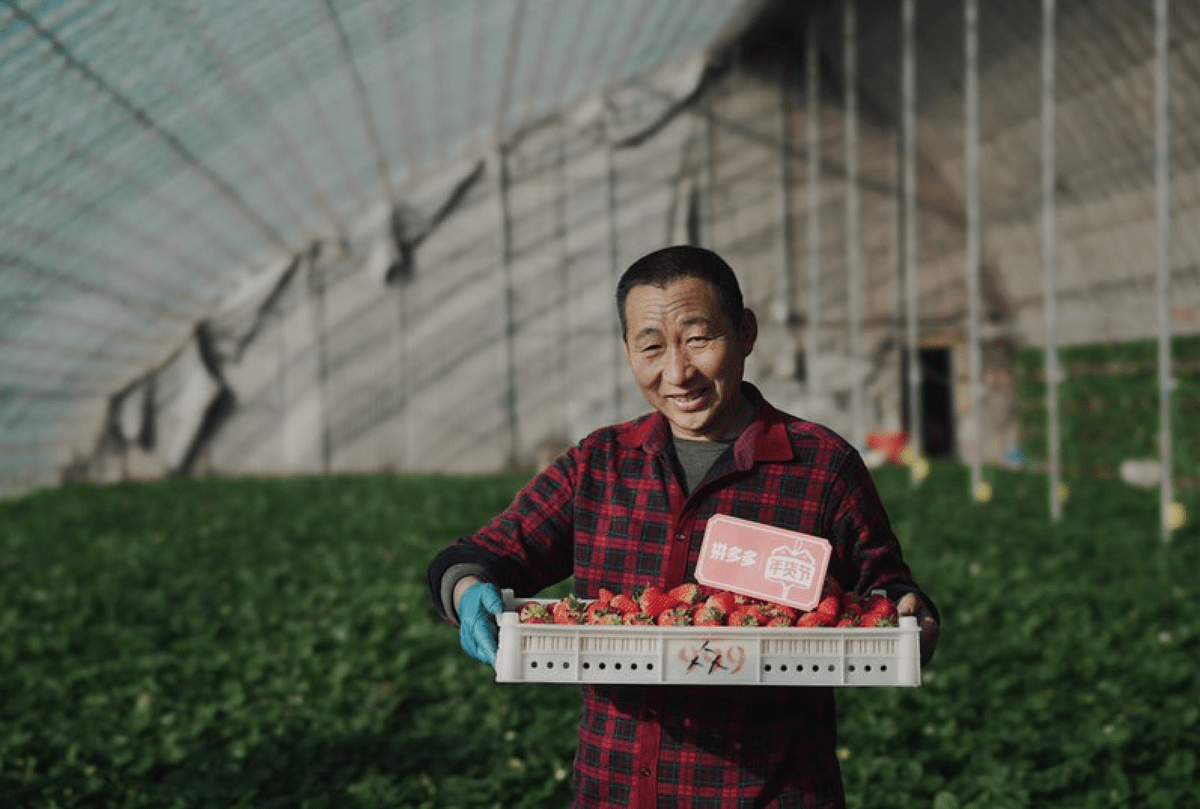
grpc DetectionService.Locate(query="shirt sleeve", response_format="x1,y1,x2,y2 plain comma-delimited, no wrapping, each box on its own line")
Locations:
825,448,940,622
425,446,580,622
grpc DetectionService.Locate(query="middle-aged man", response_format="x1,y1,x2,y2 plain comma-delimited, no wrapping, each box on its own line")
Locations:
427,244,941,809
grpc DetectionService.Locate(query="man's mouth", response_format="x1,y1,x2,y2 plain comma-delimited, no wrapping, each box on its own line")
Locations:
670,387,711,408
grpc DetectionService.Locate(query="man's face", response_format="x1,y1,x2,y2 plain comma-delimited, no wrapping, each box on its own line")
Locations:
621,276,757,441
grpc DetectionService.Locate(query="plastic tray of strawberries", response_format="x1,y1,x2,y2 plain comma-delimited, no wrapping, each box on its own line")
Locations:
493,584,921,687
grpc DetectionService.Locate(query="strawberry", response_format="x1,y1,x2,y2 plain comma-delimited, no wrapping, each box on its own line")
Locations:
840,591,864,617
585,600,619,624
760,602,798,622
727,605,764,627
668,583,705,606
622,611,654,625
815,595,841,626
765,615,794,628
597,587,617,606
836,615,860,627
821,577,844,602
638,586,678,618
656,606,693,626
859,613,898,628
518,602,552,624
692,604,724,626
704,591,737,615
608,593,640,616
863,594,898,620
551,594,584,624
592,611,623,625
796,611,823,627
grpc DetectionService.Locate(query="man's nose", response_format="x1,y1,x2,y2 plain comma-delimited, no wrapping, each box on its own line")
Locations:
662,345,692,385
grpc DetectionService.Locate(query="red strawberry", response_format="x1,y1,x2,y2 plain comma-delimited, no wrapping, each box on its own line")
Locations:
765,615,794,628
796,611,823,627
815,595,841,625
760,602,799,622
863,594,898,619
705,591,737,615
585,600,619,624
728,605,763,627
840,592,864,617
638,586,678,618
656,606,693,626
551,595,584,624
668,583,705,606
693,604,724,626
518,602,552,624
592,611,623,625
623,611,654,625
836,613,860,627
597,587,616,606
859,613,898,628
608,593,640,616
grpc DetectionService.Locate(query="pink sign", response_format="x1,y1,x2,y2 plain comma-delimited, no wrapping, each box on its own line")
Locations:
694,514,831,610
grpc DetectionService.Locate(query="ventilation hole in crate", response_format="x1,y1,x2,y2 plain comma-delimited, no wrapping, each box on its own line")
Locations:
848,665,856,672
880,664,888,672
583,662,591,670
630,663,638,670
864,665,871,672
647,663,654,671
547,661,555,669
811,665,820,672
598,662,607,670
827,664,835,672
764,664,773,672
780,664,788,672
614,663,622,670
563,661,571,669
531,661,539,669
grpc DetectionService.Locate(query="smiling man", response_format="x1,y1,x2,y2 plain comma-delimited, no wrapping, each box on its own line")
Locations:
428,245,940,808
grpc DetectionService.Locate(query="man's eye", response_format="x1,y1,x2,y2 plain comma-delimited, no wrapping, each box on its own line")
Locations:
687,335,713,345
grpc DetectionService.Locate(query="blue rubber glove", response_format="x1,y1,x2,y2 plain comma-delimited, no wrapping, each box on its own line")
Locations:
458,581,505,666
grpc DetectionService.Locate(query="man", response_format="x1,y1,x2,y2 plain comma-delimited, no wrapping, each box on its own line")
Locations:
427,245,940,808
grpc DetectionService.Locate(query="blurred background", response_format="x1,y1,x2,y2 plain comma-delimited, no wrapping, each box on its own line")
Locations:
2,0,1196,522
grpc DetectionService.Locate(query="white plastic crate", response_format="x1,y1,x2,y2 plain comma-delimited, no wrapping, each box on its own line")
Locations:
494,592,921,687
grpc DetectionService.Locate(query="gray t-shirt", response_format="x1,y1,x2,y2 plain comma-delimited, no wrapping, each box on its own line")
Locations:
672,436,734,495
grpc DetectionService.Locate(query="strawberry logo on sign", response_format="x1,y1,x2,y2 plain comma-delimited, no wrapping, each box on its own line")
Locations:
764,542,818,600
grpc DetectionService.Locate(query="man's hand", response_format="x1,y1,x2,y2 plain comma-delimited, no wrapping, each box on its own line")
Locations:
455,579,505,666
897,592,939,666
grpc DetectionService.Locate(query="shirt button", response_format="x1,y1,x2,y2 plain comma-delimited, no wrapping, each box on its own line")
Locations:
675,532,687,542
641,767,653,777
647,709,659,719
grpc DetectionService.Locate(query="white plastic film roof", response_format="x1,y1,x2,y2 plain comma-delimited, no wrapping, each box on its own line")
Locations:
0,0,756,488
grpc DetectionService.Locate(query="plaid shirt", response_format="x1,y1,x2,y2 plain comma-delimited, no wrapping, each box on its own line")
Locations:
429,384,931,808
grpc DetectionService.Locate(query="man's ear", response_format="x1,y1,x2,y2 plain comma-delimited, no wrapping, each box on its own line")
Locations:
739,308,758,356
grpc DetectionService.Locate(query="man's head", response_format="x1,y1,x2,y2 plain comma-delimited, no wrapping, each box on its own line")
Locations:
618,246,757,441
616,246,744,339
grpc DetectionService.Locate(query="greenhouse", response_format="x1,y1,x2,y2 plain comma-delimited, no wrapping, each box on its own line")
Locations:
2,1,1198,806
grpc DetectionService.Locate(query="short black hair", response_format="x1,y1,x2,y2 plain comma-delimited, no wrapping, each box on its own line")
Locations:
616,245,744,339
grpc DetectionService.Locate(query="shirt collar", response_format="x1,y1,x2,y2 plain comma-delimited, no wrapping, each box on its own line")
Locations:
617,382,794,467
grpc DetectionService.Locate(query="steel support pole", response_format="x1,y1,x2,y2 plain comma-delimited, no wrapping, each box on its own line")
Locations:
1042,0,1063,520
965,0,985,501
1155,0,1176,540
844,0,864,448
902,0,922,480
805,8,822,416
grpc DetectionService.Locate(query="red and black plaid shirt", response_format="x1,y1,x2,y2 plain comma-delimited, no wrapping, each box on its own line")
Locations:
430,384,931,808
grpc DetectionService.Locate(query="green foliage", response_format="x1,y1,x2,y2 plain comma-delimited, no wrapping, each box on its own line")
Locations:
2,465,1198,808
839,461,1200,809
1014,334,1200,494
0,473,578,808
